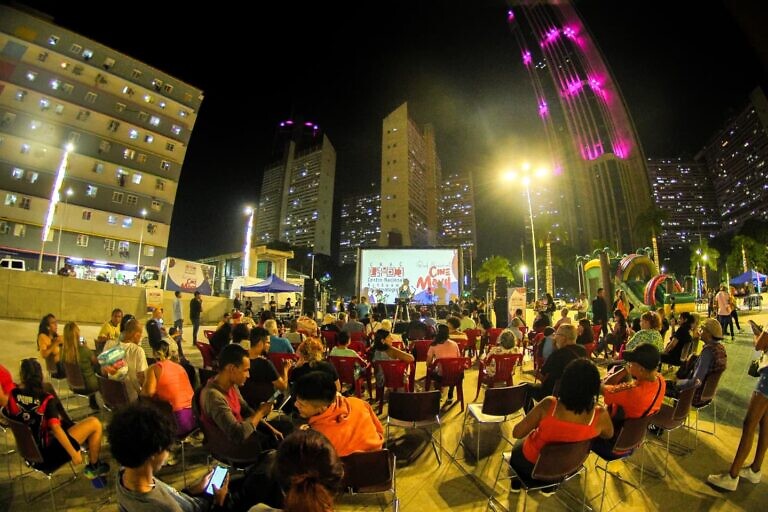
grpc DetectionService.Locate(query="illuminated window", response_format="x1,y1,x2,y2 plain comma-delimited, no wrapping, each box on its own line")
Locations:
26,70,37,81
86,185,98,197
179,109,189,118
107,215,117,224
39,98,50,111
123,149,136,160
122,218,133,228
171,125,182,135
160,160,171,171
132,173,142,184
144,245,155,257
14,224,26,237
26,171,38,183
150,116,160,127
76,234,89,247
82,49,93,60
128,129,139,139
152,78,163,90
48,35,59,46
11,168,24,180
15,90,27,102
144,134,154,143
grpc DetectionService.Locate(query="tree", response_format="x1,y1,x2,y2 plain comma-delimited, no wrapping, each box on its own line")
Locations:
477,255,513,299
633,207,668,267
690,240,720,292
727,235,768,275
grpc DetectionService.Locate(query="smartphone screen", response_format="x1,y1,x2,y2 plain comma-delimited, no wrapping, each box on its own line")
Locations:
275,394,292,412
205,465,228,495
267,390,282,403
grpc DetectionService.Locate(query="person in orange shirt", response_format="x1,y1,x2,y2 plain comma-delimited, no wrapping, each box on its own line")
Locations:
294,371,383,457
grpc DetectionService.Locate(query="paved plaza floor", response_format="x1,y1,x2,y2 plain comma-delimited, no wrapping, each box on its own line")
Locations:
0,310,766,511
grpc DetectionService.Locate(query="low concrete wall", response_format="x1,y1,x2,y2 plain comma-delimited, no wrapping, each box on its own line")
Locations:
0,269,231,325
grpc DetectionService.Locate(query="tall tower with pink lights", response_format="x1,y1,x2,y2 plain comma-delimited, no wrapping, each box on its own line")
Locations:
508,1,653,253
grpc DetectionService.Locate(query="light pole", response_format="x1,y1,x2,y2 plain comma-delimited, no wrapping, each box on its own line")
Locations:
135,208,147,285
520,264,528,300
243,206,255,277
308,252,315,280
54,188,73,271
504,164,548,304
39,143,74,272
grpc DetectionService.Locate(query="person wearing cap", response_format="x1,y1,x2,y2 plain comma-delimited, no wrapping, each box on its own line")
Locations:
594,344,666,457
666,318,727,400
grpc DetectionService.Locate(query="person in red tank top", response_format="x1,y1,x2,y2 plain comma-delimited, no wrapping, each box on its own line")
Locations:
510,359,613,492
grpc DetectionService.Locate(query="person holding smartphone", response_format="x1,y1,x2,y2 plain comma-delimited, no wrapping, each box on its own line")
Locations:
109,401,232,511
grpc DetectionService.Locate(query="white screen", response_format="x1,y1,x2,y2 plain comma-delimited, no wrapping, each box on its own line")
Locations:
358,248,460,305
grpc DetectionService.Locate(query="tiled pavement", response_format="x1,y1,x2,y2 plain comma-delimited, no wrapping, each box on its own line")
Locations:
0,311,766,511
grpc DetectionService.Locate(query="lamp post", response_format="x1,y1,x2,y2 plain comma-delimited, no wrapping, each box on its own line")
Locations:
308,252,315,280
135,208,148,284
243,206,255,277
520,264,528,300
504,164,548,304
54,188,73,271
39,143,74,272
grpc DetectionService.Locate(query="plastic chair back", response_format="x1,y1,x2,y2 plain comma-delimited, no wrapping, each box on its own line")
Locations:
374,360,412,391
613,414,655,453
194,341,217,370
203,330,215,341
694,369,724,406
348,340,366,354
97,375,132,410
484,353,522,386
464,328,481,346
320,330,338,348
592,324,603,340
430,357,470,387
2,413,44,465
329,356,367,397
532,439,592,482
350,331,366,343
62,361,88,392
267,352,298,371
411,340,432,363
487,328,504,347
481,383,528,417
388,391,441,423
341,449,395,493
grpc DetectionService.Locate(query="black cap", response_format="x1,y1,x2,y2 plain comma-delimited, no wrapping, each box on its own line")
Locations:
622,344,660,371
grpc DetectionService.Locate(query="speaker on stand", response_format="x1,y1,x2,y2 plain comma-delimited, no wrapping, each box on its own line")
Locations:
494,276,509,328
303,278,317,317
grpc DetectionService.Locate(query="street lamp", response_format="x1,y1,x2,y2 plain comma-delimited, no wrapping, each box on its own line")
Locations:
520,264,528,300
308,252,315,280
135,208,148,285
243,206,255,277
39,143,74,272
504,165,548,304
54,188,73,271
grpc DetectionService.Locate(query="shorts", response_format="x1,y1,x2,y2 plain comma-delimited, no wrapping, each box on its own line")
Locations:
37,433,81,472
757,370,768,398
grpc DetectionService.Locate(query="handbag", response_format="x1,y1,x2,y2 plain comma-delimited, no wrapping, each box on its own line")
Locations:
749,351,767,378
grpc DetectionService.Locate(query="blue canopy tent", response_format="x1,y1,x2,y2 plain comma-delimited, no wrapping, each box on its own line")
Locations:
730,269,767,289
240,273,302,293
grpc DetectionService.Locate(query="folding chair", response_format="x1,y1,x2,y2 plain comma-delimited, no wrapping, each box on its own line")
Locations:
690,369,724,444
489,440,592,512
96,375,133,412
647,385,696,476
62,361,97,413
453,384,527,461
1,411,78,510
386,391,442,464
340,449,399,511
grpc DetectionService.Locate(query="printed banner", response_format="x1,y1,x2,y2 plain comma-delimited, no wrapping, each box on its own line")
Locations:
161,258,215,295
507,287,527,324
145,288,163,314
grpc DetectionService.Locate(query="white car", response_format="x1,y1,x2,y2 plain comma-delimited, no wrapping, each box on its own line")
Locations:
0,258,25,271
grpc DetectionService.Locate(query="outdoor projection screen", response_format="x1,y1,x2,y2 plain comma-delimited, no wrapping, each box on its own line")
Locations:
357,248,461,305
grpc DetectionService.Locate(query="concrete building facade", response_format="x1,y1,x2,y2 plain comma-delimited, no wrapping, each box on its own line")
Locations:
339,190,380,265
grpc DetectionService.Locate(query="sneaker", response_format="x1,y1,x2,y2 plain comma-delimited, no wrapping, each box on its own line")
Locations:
707,472,739,491
648,424,664,438
540,485,558,497
739,467,762,484
84,461,110,479
509,478,522,493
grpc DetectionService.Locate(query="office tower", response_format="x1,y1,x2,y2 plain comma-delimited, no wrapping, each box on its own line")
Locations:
379,102,439,247
646,158,719,250
255,120,336,255
700,87,768,232
339,190,381,265
439,172,476,261
0,4,202,280
508,1,653,253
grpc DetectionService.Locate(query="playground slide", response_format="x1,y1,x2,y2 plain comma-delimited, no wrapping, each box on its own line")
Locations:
617,281,646,314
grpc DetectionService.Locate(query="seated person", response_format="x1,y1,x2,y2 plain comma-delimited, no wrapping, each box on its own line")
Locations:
294,371,383,457
320,314,341,333
370,329,415,389
341,310,365,336
625,311,664,352
539,327,556,363
445,316,468,343
241,327,291,408
199,344,287,452
665,318,727,401
231,323,251,350
102,318,149,397
37,313,64,378
0,363,14,407
264,319,294,354
4,359,109,479
109,401,230,511
526,324,586,408
483,330,522,380
593,344,666,457
96,308,123,349
284,319,304,347
660,312,698,366
141,341,196,437
289,338,341,392
61,321,100,410
509,359,613,490
209,322,233,358
553,308,572,330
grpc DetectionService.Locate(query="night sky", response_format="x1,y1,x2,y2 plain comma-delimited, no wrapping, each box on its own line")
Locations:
16,0,768,264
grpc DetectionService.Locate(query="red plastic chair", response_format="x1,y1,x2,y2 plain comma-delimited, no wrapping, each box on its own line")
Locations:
373,360,414,414
464,329,481,358
320,330,339,349
267,352,299,371
475,353,522,401
203,330,215,341
409,339,432,388
350,331,366,343
425,357,472,411
194,341,217,370
486,328,504,354
329,356,371,398
348,340,366,355
591,324,602,341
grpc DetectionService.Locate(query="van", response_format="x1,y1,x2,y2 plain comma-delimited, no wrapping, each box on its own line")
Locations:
0,258,25,271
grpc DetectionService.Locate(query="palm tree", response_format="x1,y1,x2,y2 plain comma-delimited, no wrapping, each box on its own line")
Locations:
477,255,513,300
727,235,767,275
690,240,720,293
633,207,668,268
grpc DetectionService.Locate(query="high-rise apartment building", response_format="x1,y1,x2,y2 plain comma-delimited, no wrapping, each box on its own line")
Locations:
379,102,439,247
0,5,202,280
700,87,768,232
646,158,719,250
339,190,381,265
508,1,653,253
439,173,476,258
255,121,336,255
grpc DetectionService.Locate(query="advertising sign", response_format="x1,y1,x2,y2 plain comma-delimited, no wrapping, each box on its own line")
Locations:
161,258,215,295
145,288,163,314
358,248,460,305
508,287,527,324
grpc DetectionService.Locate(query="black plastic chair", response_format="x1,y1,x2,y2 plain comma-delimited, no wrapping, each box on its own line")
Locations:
489,440,592,512
340,449,399,511
62,361,97,412
1,411,78,510
690,369,724,444
453,383,528,461
647,385,696,477
386,391,442,464
96,375,133,412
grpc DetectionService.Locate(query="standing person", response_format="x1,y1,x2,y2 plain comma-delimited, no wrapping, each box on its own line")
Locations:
715,285,733,340
3,359,109,479
729,287,741,339
591,288,609,339
190,291,203,342
707,325,768,491
172,291,184,335
37,313,64,379
234,294,242,312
